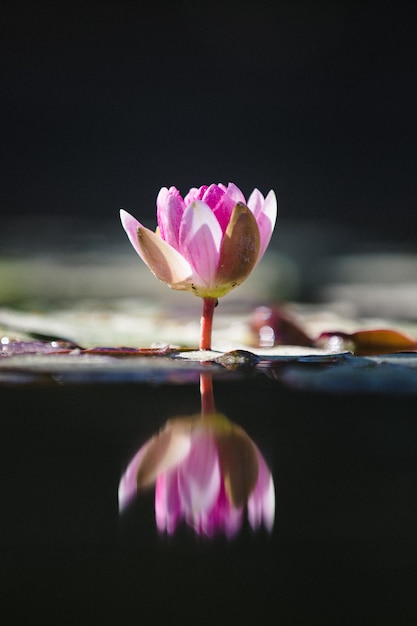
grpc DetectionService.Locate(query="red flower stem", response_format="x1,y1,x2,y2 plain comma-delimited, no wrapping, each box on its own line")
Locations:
200,297,217,351
200,371,215,416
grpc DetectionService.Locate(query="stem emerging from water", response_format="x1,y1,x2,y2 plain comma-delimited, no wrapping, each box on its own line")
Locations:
200,297,217,351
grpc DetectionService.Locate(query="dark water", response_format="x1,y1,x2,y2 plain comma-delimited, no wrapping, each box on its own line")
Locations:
2,371,417,625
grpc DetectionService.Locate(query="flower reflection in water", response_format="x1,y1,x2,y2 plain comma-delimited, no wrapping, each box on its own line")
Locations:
119,374,275,538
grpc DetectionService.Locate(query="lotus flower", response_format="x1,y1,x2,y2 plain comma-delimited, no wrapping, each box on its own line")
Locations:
120,182,277,300
118,414,275,537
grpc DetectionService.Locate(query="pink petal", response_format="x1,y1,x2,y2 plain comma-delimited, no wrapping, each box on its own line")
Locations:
256,190,277,263
247,188,264,219
179,200,222,288
183,187,198,205
225,182,246,204
214,182,247,233
156,186,181,212
156,187,170,216
157,191,185,251
184,185,208,205
202,184,225,211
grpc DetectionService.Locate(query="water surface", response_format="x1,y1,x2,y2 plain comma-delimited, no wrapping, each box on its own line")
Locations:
2,367,417,624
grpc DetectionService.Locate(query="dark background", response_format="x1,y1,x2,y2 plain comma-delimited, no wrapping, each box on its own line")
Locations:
1,1,416,237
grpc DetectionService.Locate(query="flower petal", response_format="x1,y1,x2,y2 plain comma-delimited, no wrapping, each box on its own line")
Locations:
136,224,195,290
156,186,170,216
202,184,225,211
178,432,221,516
120,209,146,258
157,190,185,251
225,182,246,204
247,448,275,532
256,190,278,262
216,426,259,507
118,439,152,512
247,188,264,219
118,426,192,511
184,185,208,205
136,427,192,489
155,471,182,534
179,200,222,288
214,202,260,294
197,482,243,537
214,182,247,232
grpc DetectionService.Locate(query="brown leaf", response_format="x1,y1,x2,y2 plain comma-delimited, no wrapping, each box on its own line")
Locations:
351,329,417,356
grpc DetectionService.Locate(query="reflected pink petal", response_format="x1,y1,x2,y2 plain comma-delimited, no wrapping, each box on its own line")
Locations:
178,432,221,518
118,439,152,512
247,447,275,531
120,412,275,538
155,470,182,534
198,482,243,538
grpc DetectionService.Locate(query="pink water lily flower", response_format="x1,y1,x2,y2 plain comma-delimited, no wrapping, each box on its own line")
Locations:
118,414,275,538
120,182,277,300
